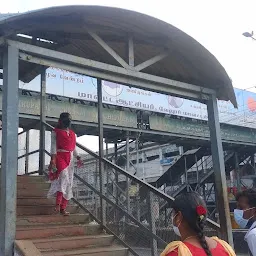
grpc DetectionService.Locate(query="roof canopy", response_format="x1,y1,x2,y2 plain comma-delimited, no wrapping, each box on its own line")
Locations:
0,6,236,106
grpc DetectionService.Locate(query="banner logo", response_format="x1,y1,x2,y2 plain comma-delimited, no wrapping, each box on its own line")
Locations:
168,96,184,108
102,80,123,97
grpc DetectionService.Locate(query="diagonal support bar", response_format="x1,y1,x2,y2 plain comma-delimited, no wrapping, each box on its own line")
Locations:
128,37,134,67
88,30,131,69
135,52,168,71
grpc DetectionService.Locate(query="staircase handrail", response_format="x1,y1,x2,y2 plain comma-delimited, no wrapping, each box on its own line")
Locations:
43,121,220,230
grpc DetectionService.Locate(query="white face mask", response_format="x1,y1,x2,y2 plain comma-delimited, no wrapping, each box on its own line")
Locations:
172,213,181,237
234,208,255,229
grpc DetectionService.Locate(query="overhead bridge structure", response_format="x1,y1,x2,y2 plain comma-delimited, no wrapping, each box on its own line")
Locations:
1,89,256,148
0,5,240,255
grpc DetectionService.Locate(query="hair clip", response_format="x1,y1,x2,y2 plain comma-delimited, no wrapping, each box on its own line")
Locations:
196,205,207,221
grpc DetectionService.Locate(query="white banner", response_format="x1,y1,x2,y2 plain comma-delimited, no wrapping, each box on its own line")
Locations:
19,67,256,129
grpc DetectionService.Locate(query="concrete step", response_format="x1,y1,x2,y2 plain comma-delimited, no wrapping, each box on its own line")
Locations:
41,246,128,256
17,205,81,216
17,182,50,190
17,189,49,198
17,197,55,206
17,175,46,183
17,214,90,226
16,224,101,240
34,235,114,251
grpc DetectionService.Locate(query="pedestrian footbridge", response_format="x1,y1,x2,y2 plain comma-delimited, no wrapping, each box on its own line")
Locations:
1,89,256,149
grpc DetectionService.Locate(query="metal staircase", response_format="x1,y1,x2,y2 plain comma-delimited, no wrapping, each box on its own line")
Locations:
13,122,220,256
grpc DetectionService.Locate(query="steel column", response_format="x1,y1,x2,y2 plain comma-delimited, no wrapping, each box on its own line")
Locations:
105,142,109,198
25,130,30,174
235,152,241,192
114,143,119,222
39,69,46,175
97,78,106,225
136,136,140,220
251,154,256,174
114,143,118,204
126,133,130,214
0,45,19,256
195,155,199,183
207,95,233,246
184,156,189,192
148,192,158,256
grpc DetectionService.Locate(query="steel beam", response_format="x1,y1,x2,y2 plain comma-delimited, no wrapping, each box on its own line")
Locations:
88,31,130,69
0,45,19,256
17,52,209,101
97,78,106,225
128,37,134,67
12,40,214,101
135,52,168,71
39,69,46,175
207,94,233,247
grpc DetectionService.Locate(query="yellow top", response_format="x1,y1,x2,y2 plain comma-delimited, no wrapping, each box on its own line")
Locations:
160,237,236,256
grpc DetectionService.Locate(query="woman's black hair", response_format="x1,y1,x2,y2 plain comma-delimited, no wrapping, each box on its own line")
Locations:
57,112,70,128
173,192,212,256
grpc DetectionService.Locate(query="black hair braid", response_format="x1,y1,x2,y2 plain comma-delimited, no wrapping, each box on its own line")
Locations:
173,192,213,256
197,220,212,256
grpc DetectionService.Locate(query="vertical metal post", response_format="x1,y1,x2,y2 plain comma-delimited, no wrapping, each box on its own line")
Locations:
195,155,199,183
105,142,109,198
126,133,130,214
39,69,46,175
127,37,134,217
114,143,118,204
25,130,29,174
136,136,140,220
0,45,19,256
159,147,163,175
207,94,233,246
251,154,256,174
184,156,189,192
114,143,119,222
148,192,158,256
136,137,139,175
235,152,241,192
97,78,106,225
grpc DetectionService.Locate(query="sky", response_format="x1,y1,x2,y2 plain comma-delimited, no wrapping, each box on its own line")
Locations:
2,0,256,152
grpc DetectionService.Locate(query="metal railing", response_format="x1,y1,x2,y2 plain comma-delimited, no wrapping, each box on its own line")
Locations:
13,122,220,256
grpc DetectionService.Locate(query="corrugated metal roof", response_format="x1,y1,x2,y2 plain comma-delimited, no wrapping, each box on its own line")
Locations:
0,6,236,106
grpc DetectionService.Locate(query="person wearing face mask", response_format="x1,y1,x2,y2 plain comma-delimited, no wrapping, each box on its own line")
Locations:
161,192,236,256
47,112,82,216
234,189,256,255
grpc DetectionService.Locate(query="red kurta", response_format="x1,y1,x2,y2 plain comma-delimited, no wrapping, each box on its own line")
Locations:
54,128,76,175
48,128,77,201
166,242,230,256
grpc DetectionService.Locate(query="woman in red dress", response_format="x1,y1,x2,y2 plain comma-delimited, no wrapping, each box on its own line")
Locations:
47,113,81,215
161,192,236,256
